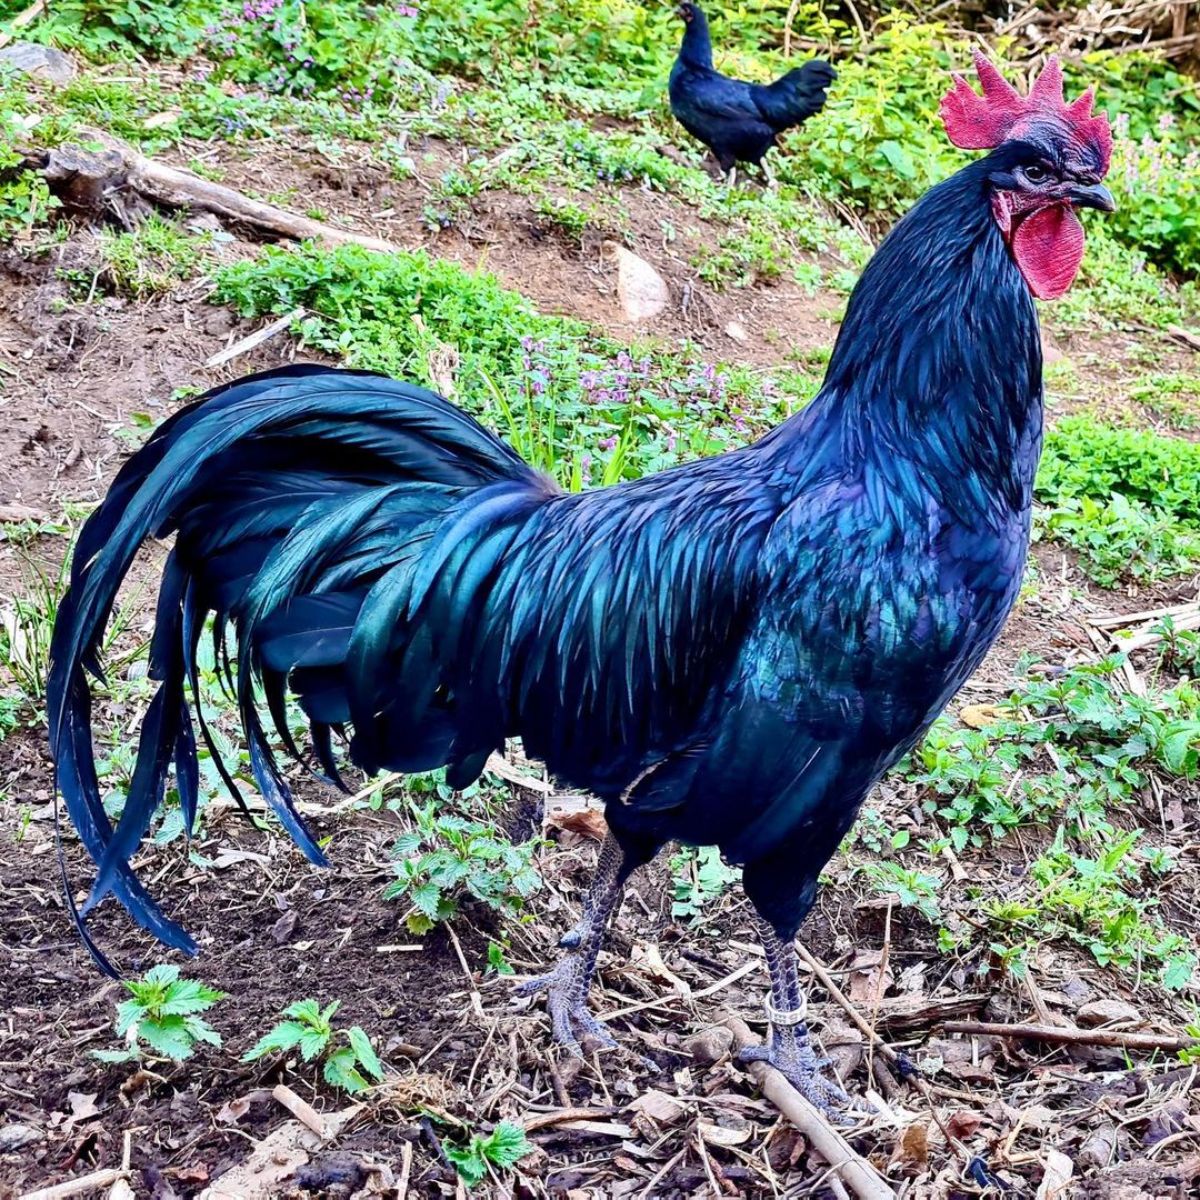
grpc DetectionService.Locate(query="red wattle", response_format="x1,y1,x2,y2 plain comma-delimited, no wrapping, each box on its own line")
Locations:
1011,203,1085,301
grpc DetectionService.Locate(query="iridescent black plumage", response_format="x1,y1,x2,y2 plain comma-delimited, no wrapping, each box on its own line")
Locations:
668,2,835,174
52,141,1055,1104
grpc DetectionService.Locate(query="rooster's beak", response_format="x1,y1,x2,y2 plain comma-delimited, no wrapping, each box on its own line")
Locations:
1067,183,1116,213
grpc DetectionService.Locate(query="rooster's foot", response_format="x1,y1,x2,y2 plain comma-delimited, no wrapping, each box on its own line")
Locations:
737,1026,859,1120
515,957,616,1056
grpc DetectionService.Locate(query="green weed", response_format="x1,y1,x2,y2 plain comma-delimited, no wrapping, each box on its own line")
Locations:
243,998,385,1094
861,861,941,921
384,809,542,934
441,1121,533,1190
1035,493,1200,588
93,964,225,1063
100,216,211,298
669,845,740,920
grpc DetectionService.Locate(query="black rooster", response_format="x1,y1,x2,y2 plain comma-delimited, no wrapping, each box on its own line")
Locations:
668,1,835,186
49,53,1113,1111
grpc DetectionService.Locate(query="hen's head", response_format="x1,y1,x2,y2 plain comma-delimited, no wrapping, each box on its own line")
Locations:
676,2,700,24
940,52,1114,300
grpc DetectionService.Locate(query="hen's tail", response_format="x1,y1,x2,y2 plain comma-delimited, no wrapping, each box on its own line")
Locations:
758,60,836,131
48,365,552,969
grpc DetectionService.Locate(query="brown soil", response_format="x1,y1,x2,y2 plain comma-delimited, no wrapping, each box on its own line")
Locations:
2,131,1200,1200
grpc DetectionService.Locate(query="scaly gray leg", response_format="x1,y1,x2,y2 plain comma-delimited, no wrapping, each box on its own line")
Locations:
736,911,853,1117
516,833,628,1055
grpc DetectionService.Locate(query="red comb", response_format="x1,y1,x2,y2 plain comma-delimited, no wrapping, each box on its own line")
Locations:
939,51,1112,173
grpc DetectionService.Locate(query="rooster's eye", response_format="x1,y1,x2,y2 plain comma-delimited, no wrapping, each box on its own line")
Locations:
1023,164,1051,184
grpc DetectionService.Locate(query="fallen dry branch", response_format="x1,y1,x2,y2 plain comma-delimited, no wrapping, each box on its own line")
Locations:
272,1084,329,1138
0,0,46,49
944,1019,1198,1053
205,307,306,370
1168,325,1200,352
794,942,988,1173
522,1106,619,1133
31,138,400,253
1089,598,1200,631
17,1167,127,1200
723,1014,896,1200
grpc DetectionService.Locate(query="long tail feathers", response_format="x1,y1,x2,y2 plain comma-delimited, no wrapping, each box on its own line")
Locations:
48,365,545,969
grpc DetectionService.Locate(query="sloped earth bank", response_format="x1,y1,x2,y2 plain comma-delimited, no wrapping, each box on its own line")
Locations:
2,142,1200,1199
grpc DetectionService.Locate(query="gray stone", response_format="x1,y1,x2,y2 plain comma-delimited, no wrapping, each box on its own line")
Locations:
0,1123,41,1152
0,42,78,85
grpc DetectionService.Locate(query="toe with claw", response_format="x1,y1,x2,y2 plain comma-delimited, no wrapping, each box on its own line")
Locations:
738,1024,859,1120
515,955,615,1056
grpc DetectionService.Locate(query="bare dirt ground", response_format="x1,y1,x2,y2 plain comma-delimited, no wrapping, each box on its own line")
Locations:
2,134,1200,1199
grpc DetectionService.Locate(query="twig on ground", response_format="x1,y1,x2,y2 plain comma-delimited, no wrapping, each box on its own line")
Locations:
523,1106,619,1133
445,922,485,1019
272,1083,328,1138
397,1140,413,1195
944,1020,1198,1053
17,1169,127,1200
1088,599,1200,630
1085,623,1145,694
205,308,306,369
794,943,980,1165
599,957,759,1020
782,0,802,57
31,137,401,252
1168,325,1200,353
695,1128,737,1197
723,1014,896,1200
636,1148,687,1199
0,0,46,49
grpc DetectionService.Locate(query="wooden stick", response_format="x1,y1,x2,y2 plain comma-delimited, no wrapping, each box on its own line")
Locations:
944,1020,1198,1053
1168,325,1200,353
445,922,484,1019
0,0,47,49
599,957,759,1020
128,154,399,251
17,1169,126,1200
794,943,978,1162
1089,599,1199,629
205,308,305,369
272,1083,327,1137
782,0,802,57
723,1015,896,1200
523,1106,618,1133
34,138,400,253
397,1139,413,1197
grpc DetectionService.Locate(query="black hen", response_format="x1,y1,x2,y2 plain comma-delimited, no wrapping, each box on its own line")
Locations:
668,1,835,182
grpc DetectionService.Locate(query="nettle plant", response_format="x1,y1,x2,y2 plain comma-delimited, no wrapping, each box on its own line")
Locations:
385,806,542,935
243,999,385,1094
441,1121,534,1190
93,965,225,1063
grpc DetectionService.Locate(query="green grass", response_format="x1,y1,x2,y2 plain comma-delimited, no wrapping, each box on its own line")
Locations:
1130,372,1200,430
1035,416,1200,586
213,241,814,488
100,216,213,297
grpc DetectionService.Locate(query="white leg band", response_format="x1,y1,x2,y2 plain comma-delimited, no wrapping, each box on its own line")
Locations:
764,993,807,1027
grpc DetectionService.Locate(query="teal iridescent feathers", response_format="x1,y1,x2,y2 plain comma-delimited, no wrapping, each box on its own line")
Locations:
53,122,1062,965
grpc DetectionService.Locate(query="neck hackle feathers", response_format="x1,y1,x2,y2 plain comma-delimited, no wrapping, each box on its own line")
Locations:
939,51,1113,174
